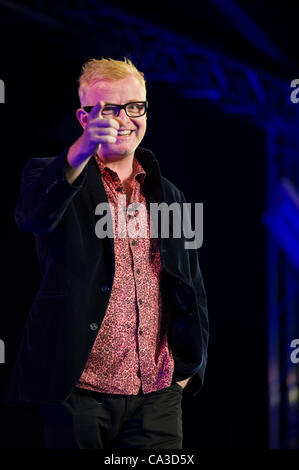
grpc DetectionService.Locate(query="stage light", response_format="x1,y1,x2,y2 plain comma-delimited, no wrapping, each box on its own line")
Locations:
263,177,299,271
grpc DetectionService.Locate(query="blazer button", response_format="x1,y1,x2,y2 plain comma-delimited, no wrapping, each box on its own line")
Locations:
100,285,110,294
89,322,99,331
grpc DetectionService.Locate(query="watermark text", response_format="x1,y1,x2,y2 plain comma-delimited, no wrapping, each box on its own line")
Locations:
290,339,299,364
95,196,203,249
290,79,299,104
0,339,4,363
0,79,4,103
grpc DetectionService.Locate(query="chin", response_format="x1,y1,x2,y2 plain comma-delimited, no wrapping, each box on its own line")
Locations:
102,144,137,160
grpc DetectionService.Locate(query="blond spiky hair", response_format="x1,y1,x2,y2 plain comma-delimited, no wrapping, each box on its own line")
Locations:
78,57,146,104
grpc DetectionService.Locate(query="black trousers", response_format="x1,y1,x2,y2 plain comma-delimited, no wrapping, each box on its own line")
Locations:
40,383,183,449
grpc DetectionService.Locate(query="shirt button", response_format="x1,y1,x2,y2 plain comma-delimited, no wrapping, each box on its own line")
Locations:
116,187,122,192
139,328,143,335
136,268,140,274
132,239,137,246
128,203,139,213
100,285,110,294
89,322,99,331
139,299,143,305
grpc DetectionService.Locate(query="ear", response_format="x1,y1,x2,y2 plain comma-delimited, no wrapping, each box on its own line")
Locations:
76,108,88,129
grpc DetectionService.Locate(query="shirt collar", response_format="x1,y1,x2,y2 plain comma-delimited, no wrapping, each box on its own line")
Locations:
94,153,146,186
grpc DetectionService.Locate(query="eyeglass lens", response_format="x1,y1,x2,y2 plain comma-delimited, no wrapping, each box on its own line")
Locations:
102,102,146,117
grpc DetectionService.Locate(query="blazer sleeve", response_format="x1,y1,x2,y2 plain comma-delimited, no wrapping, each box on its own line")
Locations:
15,149,88,235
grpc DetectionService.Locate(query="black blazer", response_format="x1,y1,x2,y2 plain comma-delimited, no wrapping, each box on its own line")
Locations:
8,146,209,403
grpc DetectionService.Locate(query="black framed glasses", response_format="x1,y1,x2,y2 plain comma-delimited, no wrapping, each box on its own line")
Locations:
83,101,148,117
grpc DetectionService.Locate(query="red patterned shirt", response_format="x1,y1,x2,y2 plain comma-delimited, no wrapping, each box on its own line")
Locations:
76,154,174,394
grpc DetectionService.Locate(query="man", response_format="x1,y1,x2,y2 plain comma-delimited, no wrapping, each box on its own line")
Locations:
8,57,208,449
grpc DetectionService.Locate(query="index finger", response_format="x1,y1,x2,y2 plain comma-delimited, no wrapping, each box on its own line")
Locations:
89,101,104,119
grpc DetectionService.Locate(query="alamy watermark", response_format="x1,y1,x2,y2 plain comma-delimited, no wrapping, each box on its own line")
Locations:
95,195,203,249
0,79,4,103
290,79,299,104
0,339,4,364
290,339,299,364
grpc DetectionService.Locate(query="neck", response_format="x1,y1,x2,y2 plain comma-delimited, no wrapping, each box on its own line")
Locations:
98,153,134,183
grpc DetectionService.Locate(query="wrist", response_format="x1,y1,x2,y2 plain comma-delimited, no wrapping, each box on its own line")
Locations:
67,137,92,170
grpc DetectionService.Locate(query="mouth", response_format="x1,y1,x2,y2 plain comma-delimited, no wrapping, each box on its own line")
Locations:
117,129,134,136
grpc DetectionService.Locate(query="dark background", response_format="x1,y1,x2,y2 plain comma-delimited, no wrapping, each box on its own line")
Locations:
0,0,298,449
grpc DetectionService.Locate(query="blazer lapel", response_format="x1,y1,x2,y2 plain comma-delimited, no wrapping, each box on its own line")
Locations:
84,156,115,255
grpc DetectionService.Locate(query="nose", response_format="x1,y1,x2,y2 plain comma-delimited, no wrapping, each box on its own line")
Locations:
115,108,131,124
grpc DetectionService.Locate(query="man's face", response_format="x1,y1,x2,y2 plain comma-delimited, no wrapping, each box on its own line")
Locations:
79,75,147,162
